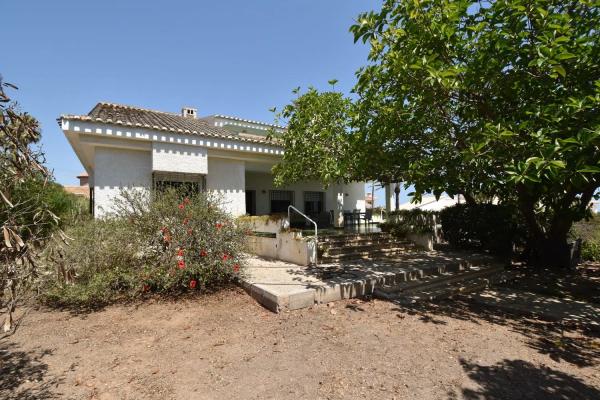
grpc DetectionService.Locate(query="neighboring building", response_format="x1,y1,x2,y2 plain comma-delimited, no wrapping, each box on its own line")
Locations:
365,192,375,208
59,102,365,224
63,172,90,198
398,194,463,212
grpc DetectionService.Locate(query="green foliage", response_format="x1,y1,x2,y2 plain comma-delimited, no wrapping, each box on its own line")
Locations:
380,208,438,237
42,189,247,308
581,241,600,262
269,88,355,186
379,221,410,238
571,216,600,261
440,204,524,256
12,179,90,229
1,78,60,332
273,0,600,266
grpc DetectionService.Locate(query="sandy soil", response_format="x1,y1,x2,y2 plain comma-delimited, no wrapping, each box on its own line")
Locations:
2,288,599,400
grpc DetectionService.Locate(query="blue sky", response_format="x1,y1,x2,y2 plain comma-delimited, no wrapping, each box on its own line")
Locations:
4,0,404,206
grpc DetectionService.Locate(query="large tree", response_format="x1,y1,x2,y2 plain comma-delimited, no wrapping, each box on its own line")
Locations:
272,0,600,267
1,78,58,332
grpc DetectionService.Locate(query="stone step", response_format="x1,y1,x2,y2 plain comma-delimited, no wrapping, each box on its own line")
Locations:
374,267,512,304
319,247,413,263
376,264,505,296
319,241,414,256
318,237,406,249
318,233,392,244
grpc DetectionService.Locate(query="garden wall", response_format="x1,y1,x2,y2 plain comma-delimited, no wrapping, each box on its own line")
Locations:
242,215,317,265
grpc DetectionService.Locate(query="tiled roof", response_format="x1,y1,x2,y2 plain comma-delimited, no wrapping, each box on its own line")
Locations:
211,114,286,130
60,102,279,145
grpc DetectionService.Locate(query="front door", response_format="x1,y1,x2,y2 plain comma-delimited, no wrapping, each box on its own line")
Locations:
245,190,256,215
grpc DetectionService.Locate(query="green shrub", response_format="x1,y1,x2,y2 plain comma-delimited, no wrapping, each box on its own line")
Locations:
386,209,438,235
439,204,523,256
571,216,600,262
42,189,247,307
581,241,600,262
379,221,410,238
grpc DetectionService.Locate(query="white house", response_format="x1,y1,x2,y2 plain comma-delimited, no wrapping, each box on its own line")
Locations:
59,102,365,225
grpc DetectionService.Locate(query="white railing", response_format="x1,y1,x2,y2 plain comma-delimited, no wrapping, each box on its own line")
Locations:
288,205,318,266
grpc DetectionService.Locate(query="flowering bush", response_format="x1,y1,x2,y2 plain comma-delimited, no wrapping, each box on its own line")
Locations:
43,188,247,307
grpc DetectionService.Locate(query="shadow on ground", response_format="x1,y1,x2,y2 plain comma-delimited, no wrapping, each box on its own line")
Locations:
502,264,600,304
393,298,600,368
0,340,61,399
447,358,600,400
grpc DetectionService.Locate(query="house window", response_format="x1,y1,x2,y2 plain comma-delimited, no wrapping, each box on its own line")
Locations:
304,191,324,215
270,190,294,213
153,172,206,198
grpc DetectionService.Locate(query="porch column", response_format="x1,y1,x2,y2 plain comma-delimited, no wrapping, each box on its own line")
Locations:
327,184,344,228
385,184,393,213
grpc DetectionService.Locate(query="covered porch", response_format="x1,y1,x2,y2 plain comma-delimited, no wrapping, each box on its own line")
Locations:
243,160,366,228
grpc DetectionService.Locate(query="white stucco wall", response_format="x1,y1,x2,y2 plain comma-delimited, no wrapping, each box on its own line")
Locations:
342,182,366,212
94,147,152,217
152,142,208,174
246,232,317,266
206,157,246,216
245,172,332,215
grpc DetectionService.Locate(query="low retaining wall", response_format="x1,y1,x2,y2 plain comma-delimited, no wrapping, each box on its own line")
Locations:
241,215,317,266
407,233,434,251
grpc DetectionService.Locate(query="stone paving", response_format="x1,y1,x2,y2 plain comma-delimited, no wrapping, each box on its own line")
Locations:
469,287,600,329
241,250,501,312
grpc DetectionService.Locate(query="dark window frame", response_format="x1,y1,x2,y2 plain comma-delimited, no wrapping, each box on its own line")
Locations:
303,191,325,215
152,171,206,198
269,190,294,214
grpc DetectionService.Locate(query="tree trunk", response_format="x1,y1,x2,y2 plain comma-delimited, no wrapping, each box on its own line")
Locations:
530,234,572,269
462,193,477,205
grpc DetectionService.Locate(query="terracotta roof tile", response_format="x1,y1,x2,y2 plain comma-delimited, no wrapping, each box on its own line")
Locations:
60,102,280,145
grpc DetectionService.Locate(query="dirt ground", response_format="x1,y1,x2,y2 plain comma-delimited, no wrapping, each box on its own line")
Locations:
2,288,599,400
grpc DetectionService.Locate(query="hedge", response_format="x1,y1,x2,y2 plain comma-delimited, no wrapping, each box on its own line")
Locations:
439,204,523,256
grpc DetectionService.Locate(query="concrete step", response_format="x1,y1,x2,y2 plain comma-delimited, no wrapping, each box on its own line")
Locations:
318,233,392,244
318,237,405,249
374,266,512,304
319,247,414,263
376,264,505,296
319,241,414,256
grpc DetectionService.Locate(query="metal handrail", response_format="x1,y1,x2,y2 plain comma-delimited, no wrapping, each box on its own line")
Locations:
287,205,318,266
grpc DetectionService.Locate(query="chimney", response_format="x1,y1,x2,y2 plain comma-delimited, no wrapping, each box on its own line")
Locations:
181,107,197,119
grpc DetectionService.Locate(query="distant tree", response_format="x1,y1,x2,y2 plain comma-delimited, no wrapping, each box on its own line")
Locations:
1,77,58,333
272,0,600,267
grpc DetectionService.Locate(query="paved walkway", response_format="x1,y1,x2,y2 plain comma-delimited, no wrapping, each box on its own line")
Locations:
242,250,500,312
469,288,600,328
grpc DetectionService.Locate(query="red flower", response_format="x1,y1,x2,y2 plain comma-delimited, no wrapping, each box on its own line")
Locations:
215,223,223,229
200,250,207,257
142,284,150,292
222,253,230,261
183,218,189,225
178,203,185,210
163,233,171,243
233,264,240,273
177,248,184,257
178,260,186,269
187,228,193,235
189,279,197,289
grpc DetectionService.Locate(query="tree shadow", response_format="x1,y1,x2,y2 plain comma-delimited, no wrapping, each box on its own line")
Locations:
0,340,61,399
457,358,600,400
392,299,600,368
